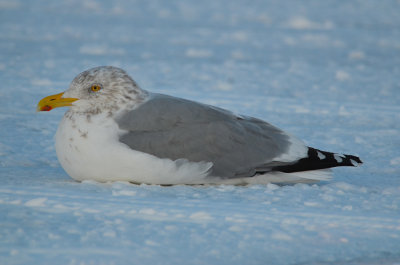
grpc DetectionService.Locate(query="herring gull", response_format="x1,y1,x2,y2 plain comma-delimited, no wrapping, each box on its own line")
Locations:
37,66,362,185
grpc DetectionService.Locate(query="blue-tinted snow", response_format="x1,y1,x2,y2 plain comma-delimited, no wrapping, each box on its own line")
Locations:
1,1,400,264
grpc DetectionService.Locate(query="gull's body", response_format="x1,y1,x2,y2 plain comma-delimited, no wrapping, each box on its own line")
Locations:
38,66,362,184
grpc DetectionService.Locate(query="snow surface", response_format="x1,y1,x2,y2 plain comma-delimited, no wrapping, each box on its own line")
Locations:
1,0,400,264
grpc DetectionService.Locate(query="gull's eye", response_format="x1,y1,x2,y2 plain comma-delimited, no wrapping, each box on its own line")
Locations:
90,84,102,92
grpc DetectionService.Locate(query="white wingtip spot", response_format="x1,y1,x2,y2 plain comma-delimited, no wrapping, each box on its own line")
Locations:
317,151,326,160
334,154,343,163
350,159,359,167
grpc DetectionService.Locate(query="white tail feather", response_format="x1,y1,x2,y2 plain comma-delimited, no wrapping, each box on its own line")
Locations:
213,169,333,185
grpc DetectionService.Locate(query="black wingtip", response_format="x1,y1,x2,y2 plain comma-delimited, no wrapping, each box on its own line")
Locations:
272,147,362,173
344,154,363,165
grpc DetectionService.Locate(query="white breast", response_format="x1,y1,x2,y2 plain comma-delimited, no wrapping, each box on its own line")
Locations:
55,112,326,185
55,112,213,184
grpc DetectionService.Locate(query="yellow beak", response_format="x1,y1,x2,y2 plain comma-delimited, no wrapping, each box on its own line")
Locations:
37,92,79,112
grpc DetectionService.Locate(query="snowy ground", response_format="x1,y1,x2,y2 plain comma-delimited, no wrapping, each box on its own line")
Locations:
1,0,400,264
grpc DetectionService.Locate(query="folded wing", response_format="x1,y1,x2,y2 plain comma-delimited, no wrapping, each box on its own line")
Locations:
116,93,310,179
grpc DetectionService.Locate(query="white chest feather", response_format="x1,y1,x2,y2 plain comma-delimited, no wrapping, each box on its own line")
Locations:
55,112,213,184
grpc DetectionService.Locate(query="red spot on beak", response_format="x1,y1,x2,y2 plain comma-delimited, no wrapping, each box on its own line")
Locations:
41,105,52,111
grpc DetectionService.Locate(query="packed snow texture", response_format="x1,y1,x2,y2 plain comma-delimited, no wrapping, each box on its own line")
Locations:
0,0,400,264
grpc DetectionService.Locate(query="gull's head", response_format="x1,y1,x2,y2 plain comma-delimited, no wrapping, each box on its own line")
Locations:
37,66,146,115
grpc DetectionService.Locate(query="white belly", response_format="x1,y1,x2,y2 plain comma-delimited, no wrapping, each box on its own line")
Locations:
55,112,329,185
55,112,213,184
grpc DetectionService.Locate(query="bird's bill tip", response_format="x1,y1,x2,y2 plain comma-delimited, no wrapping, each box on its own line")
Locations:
37,92,78,112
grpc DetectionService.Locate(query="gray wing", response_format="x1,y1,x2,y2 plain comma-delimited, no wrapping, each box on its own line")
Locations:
116,93,294,178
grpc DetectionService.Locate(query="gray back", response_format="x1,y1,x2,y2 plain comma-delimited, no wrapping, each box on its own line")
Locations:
117,94,291,178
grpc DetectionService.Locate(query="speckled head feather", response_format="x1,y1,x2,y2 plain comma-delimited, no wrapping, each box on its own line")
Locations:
37,65,362,185
63,66,148,115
